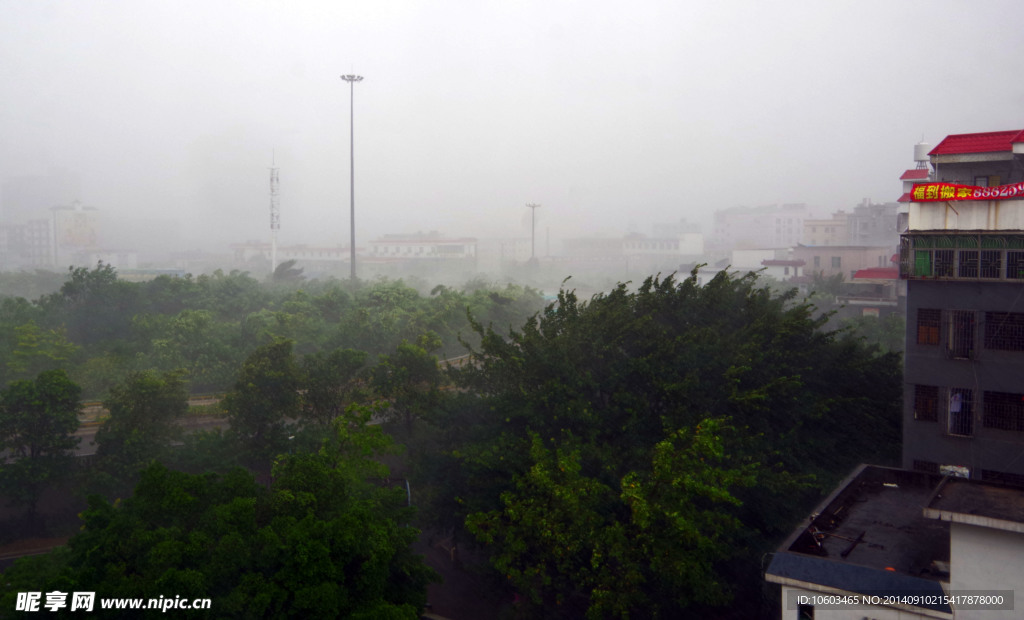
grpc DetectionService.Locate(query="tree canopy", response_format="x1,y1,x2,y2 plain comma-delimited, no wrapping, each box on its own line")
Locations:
427,269,902,617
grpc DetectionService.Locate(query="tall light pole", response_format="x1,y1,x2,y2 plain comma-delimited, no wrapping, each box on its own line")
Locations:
341,74,363,280
526,203,541,260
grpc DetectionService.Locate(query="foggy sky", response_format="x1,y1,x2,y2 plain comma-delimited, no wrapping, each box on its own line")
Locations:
2,0,1022,250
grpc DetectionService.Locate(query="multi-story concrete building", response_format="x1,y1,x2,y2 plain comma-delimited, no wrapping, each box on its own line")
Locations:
899,128,1024,483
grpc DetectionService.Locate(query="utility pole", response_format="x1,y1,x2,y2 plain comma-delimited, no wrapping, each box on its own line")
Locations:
341,74,363,280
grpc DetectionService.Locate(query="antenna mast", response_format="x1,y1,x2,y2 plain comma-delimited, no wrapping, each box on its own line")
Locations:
269,152,280,274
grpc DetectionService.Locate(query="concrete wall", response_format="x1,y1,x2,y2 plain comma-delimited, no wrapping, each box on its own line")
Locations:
949,522,1024,620
902,279,1024,478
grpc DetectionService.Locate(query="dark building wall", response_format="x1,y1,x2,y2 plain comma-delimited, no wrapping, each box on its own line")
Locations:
903,278,1024,480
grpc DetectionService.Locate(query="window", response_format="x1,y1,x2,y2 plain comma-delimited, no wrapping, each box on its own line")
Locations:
948,388,974,436
948,310,975,359
958,251,978,278
913,459,940,474
980,250,1002,278
1007,251,1024,279
797,603,814,620
914,385,939,421
813,256,821,268
831,256,841,269
982,469,1024,488
985,312,1024,351
917,309,940,345
934,249,955,277
983,391,1024,431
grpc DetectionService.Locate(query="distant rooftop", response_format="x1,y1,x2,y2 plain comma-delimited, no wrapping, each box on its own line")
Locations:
929,129,1024,156
900,169,930,181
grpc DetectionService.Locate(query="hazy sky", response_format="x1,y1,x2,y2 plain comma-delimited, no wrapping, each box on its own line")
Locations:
2,0,1022,249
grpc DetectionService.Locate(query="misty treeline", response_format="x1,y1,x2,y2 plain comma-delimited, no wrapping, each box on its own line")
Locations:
0,263,544,397
0,265,901,619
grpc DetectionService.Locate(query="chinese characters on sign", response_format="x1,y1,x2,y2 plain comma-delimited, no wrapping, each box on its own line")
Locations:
912,181,1024,202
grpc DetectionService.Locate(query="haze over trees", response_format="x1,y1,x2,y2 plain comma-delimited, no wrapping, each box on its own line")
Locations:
0,264,901,618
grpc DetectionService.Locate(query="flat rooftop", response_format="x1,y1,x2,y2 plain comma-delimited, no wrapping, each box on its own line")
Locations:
766,466,952,613
925,476,1024,533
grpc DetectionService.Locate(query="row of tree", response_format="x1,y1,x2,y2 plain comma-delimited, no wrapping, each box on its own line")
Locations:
0,264,545,396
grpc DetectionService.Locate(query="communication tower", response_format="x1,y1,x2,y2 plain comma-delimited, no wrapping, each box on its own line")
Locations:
269,153,280,273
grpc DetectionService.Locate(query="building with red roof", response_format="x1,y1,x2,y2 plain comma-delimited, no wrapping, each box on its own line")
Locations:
899,127,1024,485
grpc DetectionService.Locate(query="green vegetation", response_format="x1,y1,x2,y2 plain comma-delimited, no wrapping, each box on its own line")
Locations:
0,264,902,618
0,415,436,619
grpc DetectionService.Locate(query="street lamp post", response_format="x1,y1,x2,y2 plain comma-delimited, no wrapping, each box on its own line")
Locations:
341,74,363,280
526,203,541,261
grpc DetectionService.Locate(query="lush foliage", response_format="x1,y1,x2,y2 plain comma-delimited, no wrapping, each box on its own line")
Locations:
425,270,902,617
0,265,545,397
0,369,81,515
0,414,437,619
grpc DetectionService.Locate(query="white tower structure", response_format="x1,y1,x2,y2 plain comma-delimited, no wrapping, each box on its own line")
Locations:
269,154,280,273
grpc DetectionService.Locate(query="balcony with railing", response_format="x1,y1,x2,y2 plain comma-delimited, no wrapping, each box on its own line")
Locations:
899,232,1024,280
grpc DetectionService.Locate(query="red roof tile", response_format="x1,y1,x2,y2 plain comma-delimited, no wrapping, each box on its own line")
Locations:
929,130,1024,155
897,192,912,203
900,169,930,181
853,267,899,280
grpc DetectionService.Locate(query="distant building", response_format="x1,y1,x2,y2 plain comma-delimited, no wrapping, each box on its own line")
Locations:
710,203,808,251
846,200,899,247
803,211,848,247
791,244,893,280
368,232,477,261
563,232,704,275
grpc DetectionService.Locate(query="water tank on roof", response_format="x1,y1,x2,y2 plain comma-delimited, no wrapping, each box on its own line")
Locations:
914,142,931,163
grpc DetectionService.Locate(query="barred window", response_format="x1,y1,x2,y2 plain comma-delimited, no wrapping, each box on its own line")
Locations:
948,310,976,359
917,309,940,345
913,460,940,474
948,388,974,436
1007,251,1024,280
934,249,955,277
980,250,1002,278
958,250,979,278
984,312,1024,351
982,469,1024,488
983,391,1024,432
914,385,939,421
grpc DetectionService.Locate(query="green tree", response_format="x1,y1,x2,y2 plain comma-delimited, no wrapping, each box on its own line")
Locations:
371,332,443,432
0,370,81,516
0,412,437,619
434,270,901,617
224,340,301,465
92,370,189,495
5,321,79,382
300,348,368,429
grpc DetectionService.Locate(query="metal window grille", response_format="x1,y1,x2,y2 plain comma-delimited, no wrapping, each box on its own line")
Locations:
981,469,1024,488
1008,251,1024,279
957,250,978,278
947,387,974,436
934,249,955,277
984,312,1024,351
913,459,940,474
916,309,941,345
913,384,939,421
980,250,1002,278
947,310,975,359
983,391,1024,432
